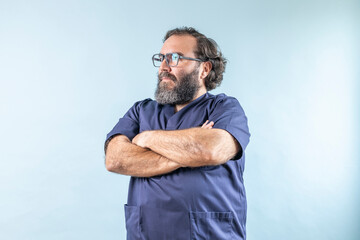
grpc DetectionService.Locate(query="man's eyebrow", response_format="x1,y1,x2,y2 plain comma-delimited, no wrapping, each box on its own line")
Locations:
159,51,185,56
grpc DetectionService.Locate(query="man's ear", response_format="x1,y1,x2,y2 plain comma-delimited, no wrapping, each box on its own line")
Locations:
200,61,212,80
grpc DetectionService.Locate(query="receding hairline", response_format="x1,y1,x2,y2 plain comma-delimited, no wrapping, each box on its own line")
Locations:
161,34,198,55
163,32,199,42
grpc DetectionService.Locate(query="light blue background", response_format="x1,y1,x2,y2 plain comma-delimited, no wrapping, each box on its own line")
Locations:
0,0,359,239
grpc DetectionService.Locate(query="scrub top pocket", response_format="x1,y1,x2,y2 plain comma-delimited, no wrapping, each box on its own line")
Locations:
189,211,234,240
124,204,141,240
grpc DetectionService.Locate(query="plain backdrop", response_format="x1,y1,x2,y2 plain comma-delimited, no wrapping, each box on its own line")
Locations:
0,0,359,239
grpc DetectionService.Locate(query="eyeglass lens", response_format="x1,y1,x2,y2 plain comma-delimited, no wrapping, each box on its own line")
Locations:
153,53,179,67
153,54,163,67
167,53,179,67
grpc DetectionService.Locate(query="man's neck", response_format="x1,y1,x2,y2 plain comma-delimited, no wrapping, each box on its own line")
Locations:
174,89,207,113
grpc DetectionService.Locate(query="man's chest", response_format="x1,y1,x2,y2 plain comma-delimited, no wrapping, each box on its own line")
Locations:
138,106,211,132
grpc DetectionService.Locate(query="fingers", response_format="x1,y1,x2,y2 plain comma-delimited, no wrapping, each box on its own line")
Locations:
201,120,209,127
201,120,214,129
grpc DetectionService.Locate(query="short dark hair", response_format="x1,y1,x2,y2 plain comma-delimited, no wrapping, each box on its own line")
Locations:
163,27,227,91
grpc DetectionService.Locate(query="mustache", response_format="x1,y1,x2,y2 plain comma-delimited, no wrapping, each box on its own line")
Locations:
158,72,177,82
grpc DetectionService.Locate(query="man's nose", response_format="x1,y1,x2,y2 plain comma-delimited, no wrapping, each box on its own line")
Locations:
159,59,171,72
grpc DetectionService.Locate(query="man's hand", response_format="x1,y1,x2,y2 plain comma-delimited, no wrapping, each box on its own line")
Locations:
132,131,150,149
201,120,214,129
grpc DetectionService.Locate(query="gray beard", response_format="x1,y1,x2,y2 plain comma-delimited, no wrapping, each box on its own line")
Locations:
155,68,200,105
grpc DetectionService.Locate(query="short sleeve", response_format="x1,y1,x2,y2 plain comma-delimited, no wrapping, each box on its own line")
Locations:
209,96,250,160
105,100,148,151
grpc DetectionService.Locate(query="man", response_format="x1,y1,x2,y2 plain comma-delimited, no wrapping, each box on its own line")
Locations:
105,27,250,240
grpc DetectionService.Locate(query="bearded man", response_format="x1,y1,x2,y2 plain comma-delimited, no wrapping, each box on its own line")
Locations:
105,27,250,240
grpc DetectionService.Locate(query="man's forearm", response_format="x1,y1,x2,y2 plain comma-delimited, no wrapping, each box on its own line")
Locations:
105,135,182,177
133,128,239,167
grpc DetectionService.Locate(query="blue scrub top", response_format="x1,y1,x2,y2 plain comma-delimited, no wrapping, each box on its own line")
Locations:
106,93,250,240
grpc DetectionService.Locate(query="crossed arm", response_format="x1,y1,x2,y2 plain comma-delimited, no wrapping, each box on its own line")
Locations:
105,121,240,177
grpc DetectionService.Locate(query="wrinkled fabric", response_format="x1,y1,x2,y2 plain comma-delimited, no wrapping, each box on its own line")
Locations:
106,93,250,240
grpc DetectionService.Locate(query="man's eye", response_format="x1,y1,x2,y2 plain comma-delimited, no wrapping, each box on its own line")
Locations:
172,54,179,61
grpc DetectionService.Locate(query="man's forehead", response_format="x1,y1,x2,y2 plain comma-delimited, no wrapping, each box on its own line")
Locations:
160,35,197,55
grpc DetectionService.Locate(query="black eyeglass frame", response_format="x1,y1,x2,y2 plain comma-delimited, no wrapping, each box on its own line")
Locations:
152,53,204,67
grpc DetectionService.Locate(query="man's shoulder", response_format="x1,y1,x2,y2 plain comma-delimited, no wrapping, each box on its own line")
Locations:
206,92,240,105
130,98,158,111
133,98,155,105
202,93,245,116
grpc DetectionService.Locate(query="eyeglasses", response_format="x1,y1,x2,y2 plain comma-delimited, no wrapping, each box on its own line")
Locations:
152,53,203,67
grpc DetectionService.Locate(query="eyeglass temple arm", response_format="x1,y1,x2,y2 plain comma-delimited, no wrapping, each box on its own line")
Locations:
180,56,203,62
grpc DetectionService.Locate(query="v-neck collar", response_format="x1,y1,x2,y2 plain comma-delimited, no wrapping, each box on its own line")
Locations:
171,92,209,116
